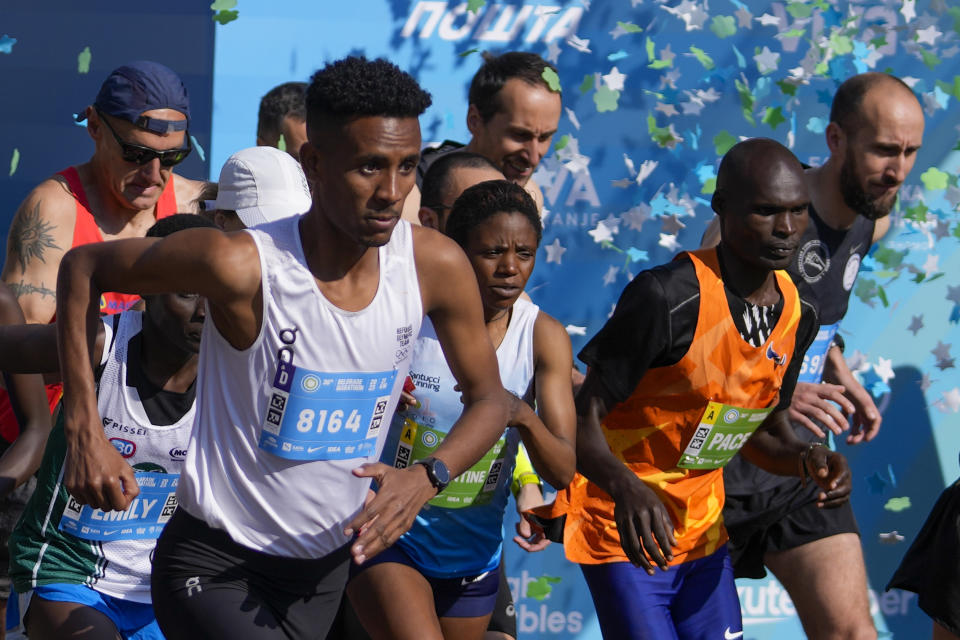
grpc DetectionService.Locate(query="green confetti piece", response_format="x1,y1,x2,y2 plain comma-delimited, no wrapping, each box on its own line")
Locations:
701,178,716,194
527,576,562,601
854,277,877,304
884,497,911,512
713,130,737,156
921,167,950,191
786,2,813,18
953,223,960,239
874,247,906,269
554,134,570,151
213,10,239,24
812,0,829,9
210,0,236,9
870,35,888,48
649,58,673,70
578,74,594,95
905,202,928,222
935,77,960,100
689,46,714,70
762,106,786,130
877,285,889,307
601,241,623,253
617,21,643,34
734,78,755,125
920,49,940,70
926,273,946,283
77,46,91,74
459,48,480,58
643,89,665,100
277,134,286,153
645,37,656,62
781,27,806,38
647,115,677,148
9,148,20,176
594,85,620,112
829,33,853,55
710,15,737,39
466,0,485,14
950,7,960,34
777,80,798,96
541,67,562,93
814,61,829,76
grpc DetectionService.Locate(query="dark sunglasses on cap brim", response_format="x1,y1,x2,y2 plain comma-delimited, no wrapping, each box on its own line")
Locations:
96,109,192,167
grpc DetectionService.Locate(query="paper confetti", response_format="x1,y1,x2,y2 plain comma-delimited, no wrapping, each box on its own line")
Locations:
9,148,20,176
213,10,239,24
884,497,911,512
594,85,620,112
541,67,562,93
544,238,566,264
466,0,485,14
277,134,287,153
0,35,16,54
74,46,92,74
878,531,905,544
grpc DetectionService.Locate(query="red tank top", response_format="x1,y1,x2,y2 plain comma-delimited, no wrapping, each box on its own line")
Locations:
0,167,179,443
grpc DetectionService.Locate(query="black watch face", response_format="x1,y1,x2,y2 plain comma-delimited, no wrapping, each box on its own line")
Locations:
432,459,451,486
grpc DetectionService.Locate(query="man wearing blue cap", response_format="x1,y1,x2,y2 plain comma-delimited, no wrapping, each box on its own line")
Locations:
2,60,204,326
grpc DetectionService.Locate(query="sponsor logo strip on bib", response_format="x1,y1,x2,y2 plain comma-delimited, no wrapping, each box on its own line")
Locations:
393,418,506,509
259,363,397,461
677,402,773,470
59,472,179,541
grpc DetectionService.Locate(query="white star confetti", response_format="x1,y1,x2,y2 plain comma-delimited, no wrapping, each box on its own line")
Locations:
544,237,567,264
603,66,627,91
659,233,681,252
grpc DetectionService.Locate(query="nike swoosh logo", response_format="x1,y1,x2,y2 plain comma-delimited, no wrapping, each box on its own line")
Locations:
461,571,490,586
308,446,323,453
724,629,743,639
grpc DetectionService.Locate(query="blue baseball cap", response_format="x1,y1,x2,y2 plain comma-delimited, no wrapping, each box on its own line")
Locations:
78,61,190,134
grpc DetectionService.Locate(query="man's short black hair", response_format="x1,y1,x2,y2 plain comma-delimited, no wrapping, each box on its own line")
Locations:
305,56,432,140
421,152,501,209
147,213,217,238
446,180,542,249
468,51,558,123
830,72,914,135
257,82,307,143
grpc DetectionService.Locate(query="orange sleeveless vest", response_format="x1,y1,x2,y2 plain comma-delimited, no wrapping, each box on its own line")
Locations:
0,168,178,443
549,249,801,566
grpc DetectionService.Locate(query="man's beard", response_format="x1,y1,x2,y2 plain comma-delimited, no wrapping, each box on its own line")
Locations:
839,155,896,221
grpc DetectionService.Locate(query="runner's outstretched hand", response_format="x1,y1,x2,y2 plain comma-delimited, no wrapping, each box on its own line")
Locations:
346,462,437,564
805,446,851,508
610,475,677,575
63,416,138,512
789,381,855,438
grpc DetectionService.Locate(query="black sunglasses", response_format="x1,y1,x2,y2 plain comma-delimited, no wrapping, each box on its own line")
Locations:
97,110,192,167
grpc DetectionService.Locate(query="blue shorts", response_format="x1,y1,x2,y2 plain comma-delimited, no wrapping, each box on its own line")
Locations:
352,544,499,618
19,583,163,640
580,546,741,640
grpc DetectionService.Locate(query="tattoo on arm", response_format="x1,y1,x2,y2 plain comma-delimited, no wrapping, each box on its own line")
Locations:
9,200,60,273
9,279,56,300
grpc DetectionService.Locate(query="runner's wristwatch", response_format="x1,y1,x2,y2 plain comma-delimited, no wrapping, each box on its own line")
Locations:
414,457,451,493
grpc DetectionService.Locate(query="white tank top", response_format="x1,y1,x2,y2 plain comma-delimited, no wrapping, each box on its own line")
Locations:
384,297,538,577
86,312,195,601
177,217,423,558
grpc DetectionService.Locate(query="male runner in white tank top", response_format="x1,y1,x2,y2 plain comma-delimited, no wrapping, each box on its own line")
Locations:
54,56,514,640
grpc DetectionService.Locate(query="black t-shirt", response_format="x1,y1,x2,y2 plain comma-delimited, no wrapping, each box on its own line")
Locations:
579,253,819,414
788,204,875,326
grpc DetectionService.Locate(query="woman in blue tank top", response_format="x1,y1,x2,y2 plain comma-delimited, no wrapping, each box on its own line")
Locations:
348,180,576,640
